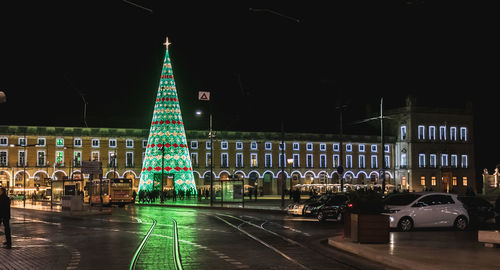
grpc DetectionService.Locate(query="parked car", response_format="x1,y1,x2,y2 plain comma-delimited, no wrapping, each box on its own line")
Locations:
305,194,349,221
384,192,469,232
457,196,498,228
287,198,318,216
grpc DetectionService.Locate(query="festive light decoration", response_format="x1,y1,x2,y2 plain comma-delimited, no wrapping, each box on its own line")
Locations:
137,37,197,195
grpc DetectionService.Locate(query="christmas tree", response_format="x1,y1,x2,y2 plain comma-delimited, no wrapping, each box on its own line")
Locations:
137,37,197,198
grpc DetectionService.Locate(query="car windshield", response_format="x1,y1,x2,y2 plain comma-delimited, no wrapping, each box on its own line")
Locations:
327,195,348,205
385,194,421,206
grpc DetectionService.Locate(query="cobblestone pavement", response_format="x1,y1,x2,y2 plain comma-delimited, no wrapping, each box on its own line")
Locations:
1,205,391,270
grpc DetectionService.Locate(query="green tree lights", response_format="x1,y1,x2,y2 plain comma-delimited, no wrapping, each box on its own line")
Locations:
137,37,197,198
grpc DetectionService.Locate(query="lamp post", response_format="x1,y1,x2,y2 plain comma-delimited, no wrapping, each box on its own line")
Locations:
159,146,165,191
196,109,214,206
10,132,39,207
287,158,293,197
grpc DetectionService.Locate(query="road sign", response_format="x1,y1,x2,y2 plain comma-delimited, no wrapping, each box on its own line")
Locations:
82,161,102,174
198,91,210,101
337,166,344,175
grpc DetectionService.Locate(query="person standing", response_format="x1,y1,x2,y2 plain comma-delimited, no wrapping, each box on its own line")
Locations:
0,187,11,249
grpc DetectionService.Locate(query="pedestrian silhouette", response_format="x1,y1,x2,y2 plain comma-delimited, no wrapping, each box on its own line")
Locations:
0,187,11,249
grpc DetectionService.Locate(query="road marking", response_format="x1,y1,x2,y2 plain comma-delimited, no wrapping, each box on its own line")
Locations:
214,215,310,270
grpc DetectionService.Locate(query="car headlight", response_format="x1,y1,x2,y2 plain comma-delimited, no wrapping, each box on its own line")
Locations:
390,217,394,222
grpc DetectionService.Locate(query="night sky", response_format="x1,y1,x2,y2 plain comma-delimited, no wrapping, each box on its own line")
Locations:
0,2,498,176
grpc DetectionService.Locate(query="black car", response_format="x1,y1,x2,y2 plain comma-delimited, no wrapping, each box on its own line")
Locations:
457,196,498,228
303,194,349,221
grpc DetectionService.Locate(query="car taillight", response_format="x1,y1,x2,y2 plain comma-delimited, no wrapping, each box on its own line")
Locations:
347,203,353,208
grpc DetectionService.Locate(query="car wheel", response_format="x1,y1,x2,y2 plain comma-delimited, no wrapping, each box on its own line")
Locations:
317,211,326,221
454,216,468,231
398,217,413,232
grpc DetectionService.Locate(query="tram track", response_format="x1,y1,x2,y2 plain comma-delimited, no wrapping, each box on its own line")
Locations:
214,213,375,270
129,215,184,270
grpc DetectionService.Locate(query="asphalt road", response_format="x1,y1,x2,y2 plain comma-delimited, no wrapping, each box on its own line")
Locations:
4,206,394,270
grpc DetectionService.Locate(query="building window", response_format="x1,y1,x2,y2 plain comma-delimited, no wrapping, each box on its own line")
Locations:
320,154,327,168
320,143,326,151
206,153,212,167
126,139,134,148
401,125,407,140
37,138,46,147
346,155,352,168
358,155,365,168
92,139,99,148
142,140,148,148
384,155,390,169
0,151,7,166
441,154,449,167
221,141,228,150
92,151,99,161
109,139,117,148
190,153,198,167
250,153,258,167
262,142,270,150
346,144,352,152
236,141,243,150
251,141,257,150
461,155,468,168
402,176,407,187
306,154,313,168
384,145,389,153
452,177,457,186
460,127,467,141
430,154,436,168
431,176,436,186
371,145,377,152
451,155,458,168
463,177,468,186
419,154,426,168
279,142,286,151
126,152,134,167
221,153,229,168
333,155,339,167
190,140,198,149
18,150,26,166
279,153,286,168
74,151,81,167
418,125,425,140
439,126,447,140
0,137,7,146
359,144,365,152
265,154,272,168
421,176,426,186
371,155,378,168
56,151,64,166
306,143,313,151
400,153,407,167
206,141,212,150
450,127,457,141
333,143,340,152
142,152,145,163
74,138,82,147
56,137,64,147
429,126,436,140
109,152,117,167
236,153,243,168
289,142,297,151
293,154,300,167
37,151,45,166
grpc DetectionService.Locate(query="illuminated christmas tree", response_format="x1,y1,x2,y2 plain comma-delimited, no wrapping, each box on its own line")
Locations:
138,37,197,197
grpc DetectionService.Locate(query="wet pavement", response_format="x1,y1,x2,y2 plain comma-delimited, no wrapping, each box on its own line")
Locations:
2,205,391,270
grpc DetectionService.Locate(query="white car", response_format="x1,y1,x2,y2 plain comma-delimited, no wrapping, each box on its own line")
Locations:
384,192,469,232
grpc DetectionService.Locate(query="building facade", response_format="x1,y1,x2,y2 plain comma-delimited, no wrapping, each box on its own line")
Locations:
0,101,476,196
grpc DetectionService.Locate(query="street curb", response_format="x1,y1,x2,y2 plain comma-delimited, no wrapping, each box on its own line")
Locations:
327,236,441,270
135,203,287,214
12,206,112,217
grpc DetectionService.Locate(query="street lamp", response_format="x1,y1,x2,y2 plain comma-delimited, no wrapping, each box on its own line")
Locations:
195,109,214,206
287,158,293,196
10,137,39,207
110,152,117,179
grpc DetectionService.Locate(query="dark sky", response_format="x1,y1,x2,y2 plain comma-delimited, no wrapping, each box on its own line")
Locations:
1,1,499,172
